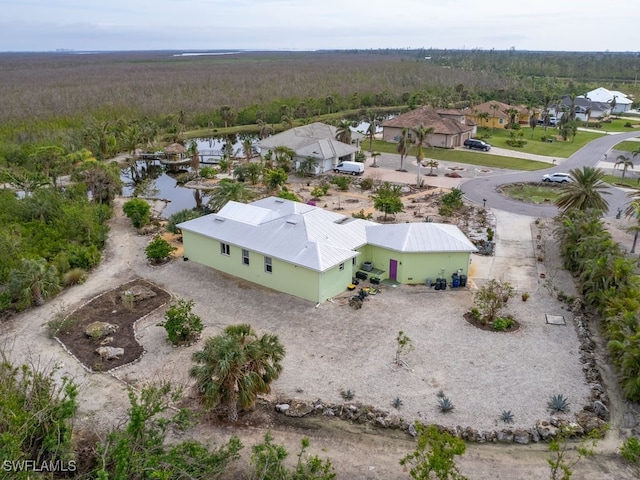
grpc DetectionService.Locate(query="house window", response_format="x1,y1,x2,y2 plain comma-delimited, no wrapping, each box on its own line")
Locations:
339,263,344,271
242,249,250,266
352,258,356,266
220,242,230,256
265,256,273,273
499,118,504,124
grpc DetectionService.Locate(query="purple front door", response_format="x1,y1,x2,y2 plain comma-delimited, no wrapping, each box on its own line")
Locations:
389,259,398,281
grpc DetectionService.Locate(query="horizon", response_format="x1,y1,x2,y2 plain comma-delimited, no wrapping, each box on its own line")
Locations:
1,0,638,53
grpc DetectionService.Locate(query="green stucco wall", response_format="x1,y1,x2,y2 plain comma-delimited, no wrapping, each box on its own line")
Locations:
364,246,471,285
182,230,354,303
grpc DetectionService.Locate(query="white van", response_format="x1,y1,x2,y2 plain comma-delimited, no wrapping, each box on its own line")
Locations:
333,161,364,176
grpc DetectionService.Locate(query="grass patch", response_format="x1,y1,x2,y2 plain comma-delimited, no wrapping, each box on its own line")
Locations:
477,127,604,157
586,117,640,133
367,139,550,171
613,140,640,153
498,182,562,204
602,174,640,189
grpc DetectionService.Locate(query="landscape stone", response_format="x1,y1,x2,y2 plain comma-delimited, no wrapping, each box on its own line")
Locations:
85,321,118,338
96,346,124,360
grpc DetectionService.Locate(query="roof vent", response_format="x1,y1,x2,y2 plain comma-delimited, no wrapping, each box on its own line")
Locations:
275,199,285,203
214,218,225,223
286,220,298,225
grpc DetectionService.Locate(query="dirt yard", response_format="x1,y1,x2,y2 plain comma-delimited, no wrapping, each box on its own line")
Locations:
1,180,638,478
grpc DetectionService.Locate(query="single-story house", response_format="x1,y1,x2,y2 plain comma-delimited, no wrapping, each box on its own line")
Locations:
257,122,362,174
586,87,633,114
558,95,611,122
466,101,534,129
178,197,477,303
381,106,475,149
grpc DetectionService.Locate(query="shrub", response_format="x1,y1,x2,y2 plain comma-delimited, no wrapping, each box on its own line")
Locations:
360,177,375,191
492,317,514,331
500,410,514,424
122,198,151,228
63,267,86,286
160,298,203,345
311,186,326,199
145,235,176,264
331,176,351,191
166,209,206,234
340,389,355,400
438,396,455,413
199,166,218,178
473,279,515,324
277,186,300,202
352,209,373,220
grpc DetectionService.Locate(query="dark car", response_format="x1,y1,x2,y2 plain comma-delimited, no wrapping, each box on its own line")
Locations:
463,138,491,151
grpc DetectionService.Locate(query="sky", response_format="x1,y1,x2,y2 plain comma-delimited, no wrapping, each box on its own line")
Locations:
1,0,638,53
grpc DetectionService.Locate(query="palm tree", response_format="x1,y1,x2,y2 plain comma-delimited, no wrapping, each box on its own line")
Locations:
273,146,296,172
371,151,381,168
489,103,500,131
555,166,611,214
625,200,640,253
412,125,435,187
257,120,274,140
614,154,634,182
207,179,255,212
395,128,411,172
219,106,235,128
245,162,263,185
362,110,379,153
477,112,490,129
190,324,285,421
187,140,200,173
8,257,61,307
335,120,353,144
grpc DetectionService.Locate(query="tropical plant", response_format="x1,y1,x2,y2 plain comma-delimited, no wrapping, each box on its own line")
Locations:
620,437,640,478
277,186,301,202
548,394,570,413
208,178,255,212
166,208,206,234
500,410,514,424
362,110,380,153
438,396,455,413
412,125,435,186
335,119,353,144
144,236,175,264
555,166,610,214
189,324,285,421
96,382,242,479
400,422,468,480
472,279,514,325
0,354,78,473
614,154,634,181
122,197,151,228
371,181,404,221
547,424,602,480
330,175,351,191
395,330,414,367
250,433,336,480
392,397,404,409
160,298,203,345
395,127,411,171
8,257,61,308
263,168,288,191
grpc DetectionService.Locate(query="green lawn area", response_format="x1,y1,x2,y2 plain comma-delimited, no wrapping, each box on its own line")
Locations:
475,127,604,157
602,173,640,189
367,139,550,171
498,183,562,204
613,140,640,153
586,117,640,133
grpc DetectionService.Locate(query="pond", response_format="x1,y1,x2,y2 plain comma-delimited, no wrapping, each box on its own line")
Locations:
121,160,208,219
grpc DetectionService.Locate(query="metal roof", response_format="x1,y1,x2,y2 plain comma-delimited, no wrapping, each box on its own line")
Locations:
178,198,476,273
365,223,478,253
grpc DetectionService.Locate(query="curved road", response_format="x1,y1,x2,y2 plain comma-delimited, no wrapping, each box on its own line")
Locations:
461,131,640,217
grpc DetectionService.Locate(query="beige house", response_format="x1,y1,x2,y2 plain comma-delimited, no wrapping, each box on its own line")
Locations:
381,106,476,149
466,101,535,129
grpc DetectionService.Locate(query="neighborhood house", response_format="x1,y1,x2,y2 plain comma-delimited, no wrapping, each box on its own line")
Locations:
178,197,478,303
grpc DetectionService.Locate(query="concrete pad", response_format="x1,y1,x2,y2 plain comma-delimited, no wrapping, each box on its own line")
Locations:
546,314,567,325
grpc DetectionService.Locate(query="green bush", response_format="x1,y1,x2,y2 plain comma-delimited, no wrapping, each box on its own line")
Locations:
160,298,203,345
166,209,206,234
199,166,218,178
492,317,514,331
122,198,151,228
145,236,176,264
360,177,375,190
330,176,351,191
63,268,86,286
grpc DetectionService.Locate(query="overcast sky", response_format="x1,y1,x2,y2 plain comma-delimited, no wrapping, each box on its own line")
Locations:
1,0,638,53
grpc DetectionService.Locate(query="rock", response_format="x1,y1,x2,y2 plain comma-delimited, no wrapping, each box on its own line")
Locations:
120,285,156,302
275,403,290,413
536,420,558,441
593,401,609,420
284,400,314,417
574,411,607,434
100,336,114,345
513,430,530,444
96,346,124,361
323,408,335,417
408,423,417,437
530,427,540,443
496,430,514,443
85,321,118,338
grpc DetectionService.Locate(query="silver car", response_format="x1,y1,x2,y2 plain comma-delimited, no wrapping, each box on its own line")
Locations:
542,172,571,183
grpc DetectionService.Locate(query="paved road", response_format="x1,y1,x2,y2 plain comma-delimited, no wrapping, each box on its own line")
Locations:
461,130,640,218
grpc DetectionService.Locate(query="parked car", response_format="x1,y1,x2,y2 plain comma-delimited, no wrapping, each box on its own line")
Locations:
537,116,558,127
542,172,571,183
463,139,491,151
333,161,365,175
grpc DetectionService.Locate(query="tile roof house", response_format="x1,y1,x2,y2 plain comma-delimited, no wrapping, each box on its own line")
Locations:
178,197,477,303
381,106,475,149
257,122,363,174
465,101,534,129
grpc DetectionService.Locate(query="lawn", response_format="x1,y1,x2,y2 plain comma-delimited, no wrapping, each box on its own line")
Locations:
367,139,550,171
586,117,640,133
476,127,604,157
613,140,640,153
498,182,562,204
